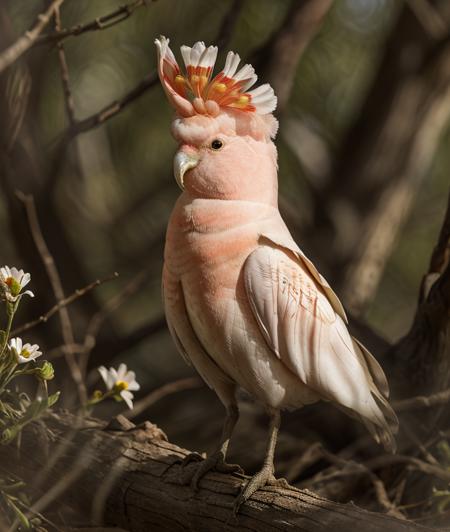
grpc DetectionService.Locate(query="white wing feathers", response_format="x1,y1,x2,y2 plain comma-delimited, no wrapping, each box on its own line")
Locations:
259,222,347,324
244,243,398,451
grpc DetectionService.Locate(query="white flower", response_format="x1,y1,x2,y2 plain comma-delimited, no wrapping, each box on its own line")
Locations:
98,363,140,409
0,266,34,301
9,337,42,364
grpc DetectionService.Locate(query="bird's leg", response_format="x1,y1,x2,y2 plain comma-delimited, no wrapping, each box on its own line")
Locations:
233,408,287,514
190,403,243,489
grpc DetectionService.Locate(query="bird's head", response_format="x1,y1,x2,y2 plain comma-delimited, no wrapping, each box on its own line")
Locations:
155,37,279,205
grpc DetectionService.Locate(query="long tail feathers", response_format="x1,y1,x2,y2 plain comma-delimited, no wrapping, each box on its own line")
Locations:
352,337,399,452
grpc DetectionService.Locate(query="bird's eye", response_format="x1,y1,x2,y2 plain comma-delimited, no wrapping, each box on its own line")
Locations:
210,139,223,151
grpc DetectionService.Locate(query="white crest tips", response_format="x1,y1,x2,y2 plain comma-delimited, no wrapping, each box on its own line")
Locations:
155,36,277,116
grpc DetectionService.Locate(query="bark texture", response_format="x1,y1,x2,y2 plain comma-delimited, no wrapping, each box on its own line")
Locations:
0,413,434,532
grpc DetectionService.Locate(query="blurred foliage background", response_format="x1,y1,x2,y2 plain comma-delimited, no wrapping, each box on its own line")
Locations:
1,0,450,524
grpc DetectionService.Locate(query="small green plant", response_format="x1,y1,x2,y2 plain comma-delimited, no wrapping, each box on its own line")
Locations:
0,266,59,444
0,266,141,529
0,266,58,528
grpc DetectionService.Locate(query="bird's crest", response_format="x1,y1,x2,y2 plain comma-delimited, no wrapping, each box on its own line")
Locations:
155,36,277,118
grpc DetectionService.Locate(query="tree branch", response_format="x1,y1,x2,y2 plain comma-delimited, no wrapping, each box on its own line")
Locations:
65,70,159,139
308,1,450,306
0,412,431,531
54,5,76,126
252,0,335,115
0,0,64,74
393,387,450,412
16,192,87,405
35,0,147,46
392,189,450,399
11,272,118,336
126,377,204,420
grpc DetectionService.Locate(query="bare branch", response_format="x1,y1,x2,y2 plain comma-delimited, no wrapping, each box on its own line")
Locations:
340,41,450,315
0,0,64,74
364,454,450,483
406,0,448,39
53,0,242,146
392,193,450,398
54,6,76,126
421,188,450,301
79,269,149,376
252,0,335,114
16,191,87,405
320,448,406,520
214,0,245,50
66,71,158,139
126,377,204,419
11,273,118,336
393,387,450,412
35,0,147,46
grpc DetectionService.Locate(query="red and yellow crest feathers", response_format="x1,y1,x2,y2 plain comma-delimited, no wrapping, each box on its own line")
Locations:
155,36,277,118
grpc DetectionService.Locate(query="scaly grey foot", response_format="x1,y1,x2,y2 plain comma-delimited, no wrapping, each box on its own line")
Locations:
233,468,288,514
176,451,205,484
191,450,244,490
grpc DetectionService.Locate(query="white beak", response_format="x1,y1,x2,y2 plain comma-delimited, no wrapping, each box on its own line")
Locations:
173,151,199,190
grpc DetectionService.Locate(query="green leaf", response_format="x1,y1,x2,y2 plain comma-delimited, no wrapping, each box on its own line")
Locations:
1,391,60,444
6,495,31,529
47,392,60,408
0,480,26,492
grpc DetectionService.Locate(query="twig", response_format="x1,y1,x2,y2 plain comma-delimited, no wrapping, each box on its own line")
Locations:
89,314,167,368
35,0,147,46
54,6,76,126
421,188,450,301
400,421,439,466
44,0,241,197
317,449,402,517
125,377,204,419
28,441,94,517
215,0,245,50
80,268,149,377
301,445,405,519
393,387,450,412
44,69,157,195
284,442,323,482
46,343,84,359
11,273,118,336
65,70,158,140
364,454,450,483
16,191,87,404
0,0,64,74
406,0,448,40
251,0,335,114
6,64,31,152
58,0,243,143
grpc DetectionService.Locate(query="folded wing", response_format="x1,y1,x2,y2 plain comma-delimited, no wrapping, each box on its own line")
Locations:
244,241,398,451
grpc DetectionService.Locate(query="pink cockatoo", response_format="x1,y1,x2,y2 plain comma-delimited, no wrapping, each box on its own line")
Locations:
156,36,398,511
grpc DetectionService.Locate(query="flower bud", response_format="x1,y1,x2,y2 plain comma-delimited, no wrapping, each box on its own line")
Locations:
36,361,55,380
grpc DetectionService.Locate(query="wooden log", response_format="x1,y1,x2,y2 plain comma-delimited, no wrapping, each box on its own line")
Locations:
0,412,433,531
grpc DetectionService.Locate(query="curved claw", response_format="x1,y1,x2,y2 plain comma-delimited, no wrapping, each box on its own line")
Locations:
176,451,205,485
179,451,205,467
233,470,286,515
191,451,244,491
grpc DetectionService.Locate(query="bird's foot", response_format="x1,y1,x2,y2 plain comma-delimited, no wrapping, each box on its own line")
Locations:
179,451,205,467
176,451,205,484
233,467,289,515
191,450,244,490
